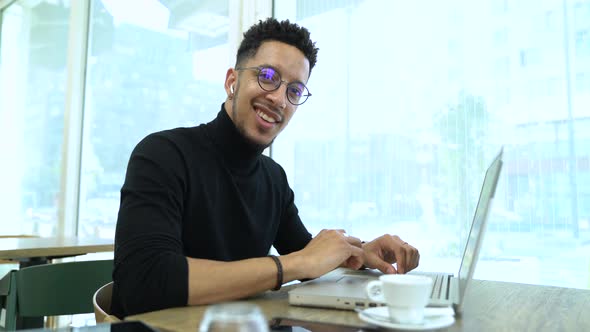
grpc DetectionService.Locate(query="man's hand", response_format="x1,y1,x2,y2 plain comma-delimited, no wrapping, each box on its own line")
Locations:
362,235,419,274
296,229,364,279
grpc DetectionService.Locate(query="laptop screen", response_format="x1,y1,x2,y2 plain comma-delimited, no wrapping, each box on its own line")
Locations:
456,149,503,301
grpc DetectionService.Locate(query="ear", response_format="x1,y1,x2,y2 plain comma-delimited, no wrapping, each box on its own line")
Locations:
225,68,237,96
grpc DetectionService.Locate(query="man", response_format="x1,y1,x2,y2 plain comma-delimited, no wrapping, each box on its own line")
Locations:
112,18,419,318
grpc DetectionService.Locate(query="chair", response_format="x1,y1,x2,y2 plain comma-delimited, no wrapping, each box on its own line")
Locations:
93,281,120,323
0,270,17,330
0,259,113,330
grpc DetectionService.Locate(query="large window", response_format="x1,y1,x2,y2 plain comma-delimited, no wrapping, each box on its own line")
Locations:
1,0,587,292
0,0,232,239
78,0,231,238
0,0,71,236
274,0,590,289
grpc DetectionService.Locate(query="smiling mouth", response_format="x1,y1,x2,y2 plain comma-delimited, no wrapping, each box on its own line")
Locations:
256,109,278,123
254,103,283,124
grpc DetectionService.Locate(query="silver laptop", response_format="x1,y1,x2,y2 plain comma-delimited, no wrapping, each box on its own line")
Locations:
289,148,504,315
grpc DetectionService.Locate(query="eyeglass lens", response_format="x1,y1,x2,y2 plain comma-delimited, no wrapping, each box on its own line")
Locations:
257,67,308,105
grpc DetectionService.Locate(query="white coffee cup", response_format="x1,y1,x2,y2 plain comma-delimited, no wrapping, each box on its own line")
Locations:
366,274,433,325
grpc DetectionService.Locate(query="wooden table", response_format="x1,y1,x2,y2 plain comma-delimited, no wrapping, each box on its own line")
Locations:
0,236,113,267
127,277,590,331
6,321,156,331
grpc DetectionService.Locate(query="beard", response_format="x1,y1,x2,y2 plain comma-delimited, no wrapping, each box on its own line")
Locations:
231,96,275,151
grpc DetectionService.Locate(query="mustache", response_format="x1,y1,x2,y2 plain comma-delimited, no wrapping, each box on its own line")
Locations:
253,101,284,123
231,98,276,150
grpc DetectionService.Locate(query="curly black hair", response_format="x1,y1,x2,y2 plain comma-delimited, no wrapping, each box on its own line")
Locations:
236,18,319,73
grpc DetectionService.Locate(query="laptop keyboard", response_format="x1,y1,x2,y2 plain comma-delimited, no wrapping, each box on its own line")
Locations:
410,271,452,301
429,274,450,300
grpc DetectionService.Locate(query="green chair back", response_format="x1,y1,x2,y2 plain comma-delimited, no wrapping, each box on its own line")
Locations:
0,270,18,330
0,259,113,330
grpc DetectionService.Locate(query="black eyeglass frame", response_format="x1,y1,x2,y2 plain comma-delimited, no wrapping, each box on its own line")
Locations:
235,66,312,106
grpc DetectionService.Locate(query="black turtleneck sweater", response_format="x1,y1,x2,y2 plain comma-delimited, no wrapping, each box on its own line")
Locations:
111,104,312,318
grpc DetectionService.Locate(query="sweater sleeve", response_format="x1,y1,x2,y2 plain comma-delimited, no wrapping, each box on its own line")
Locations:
112,133,189,317
273,166,312,254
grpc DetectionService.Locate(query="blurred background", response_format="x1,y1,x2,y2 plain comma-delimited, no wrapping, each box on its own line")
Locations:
0,0,588,294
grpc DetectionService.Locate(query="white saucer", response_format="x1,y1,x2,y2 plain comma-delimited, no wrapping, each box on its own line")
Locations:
358,307,455,331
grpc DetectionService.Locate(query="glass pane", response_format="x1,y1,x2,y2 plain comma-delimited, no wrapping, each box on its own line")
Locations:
0,1,70,236
274,0,590,289
78,0,231,239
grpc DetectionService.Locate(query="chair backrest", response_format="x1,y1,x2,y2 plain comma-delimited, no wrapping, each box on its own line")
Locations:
93,281,120,323
3,259,113,329
0,269,18,330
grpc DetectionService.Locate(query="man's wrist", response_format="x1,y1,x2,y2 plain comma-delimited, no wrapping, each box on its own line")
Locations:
268,255,283,291
280,252,308,282
359,241,368,270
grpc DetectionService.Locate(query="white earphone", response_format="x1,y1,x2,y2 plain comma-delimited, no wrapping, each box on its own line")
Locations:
230,85,235,94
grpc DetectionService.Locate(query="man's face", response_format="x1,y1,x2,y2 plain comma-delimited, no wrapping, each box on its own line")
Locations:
224,41,311,148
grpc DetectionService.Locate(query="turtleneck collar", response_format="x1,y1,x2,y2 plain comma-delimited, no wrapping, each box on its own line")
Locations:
204,103,266,173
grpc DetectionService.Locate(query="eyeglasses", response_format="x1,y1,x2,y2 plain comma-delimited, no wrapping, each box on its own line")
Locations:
235,66,311,106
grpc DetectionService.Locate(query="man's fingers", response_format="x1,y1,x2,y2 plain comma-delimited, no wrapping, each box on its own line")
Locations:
361,235,420,274
409,243,419,270
343,255,364,270
412,248,420,270
396,247,406,274
375,259,396,274
346,235,362,248
401,243,419,272
405,246,414,272
349,244,364,257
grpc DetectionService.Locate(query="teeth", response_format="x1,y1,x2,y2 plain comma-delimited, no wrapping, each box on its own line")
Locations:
256,110,276,123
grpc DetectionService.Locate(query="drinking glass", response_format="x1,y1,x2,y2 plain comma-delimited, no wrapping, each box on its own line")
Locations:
198,302,269,332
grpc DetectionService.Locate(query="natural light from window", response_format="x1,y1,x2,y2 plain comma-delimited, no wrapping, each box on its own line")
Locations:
274,0,590,290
